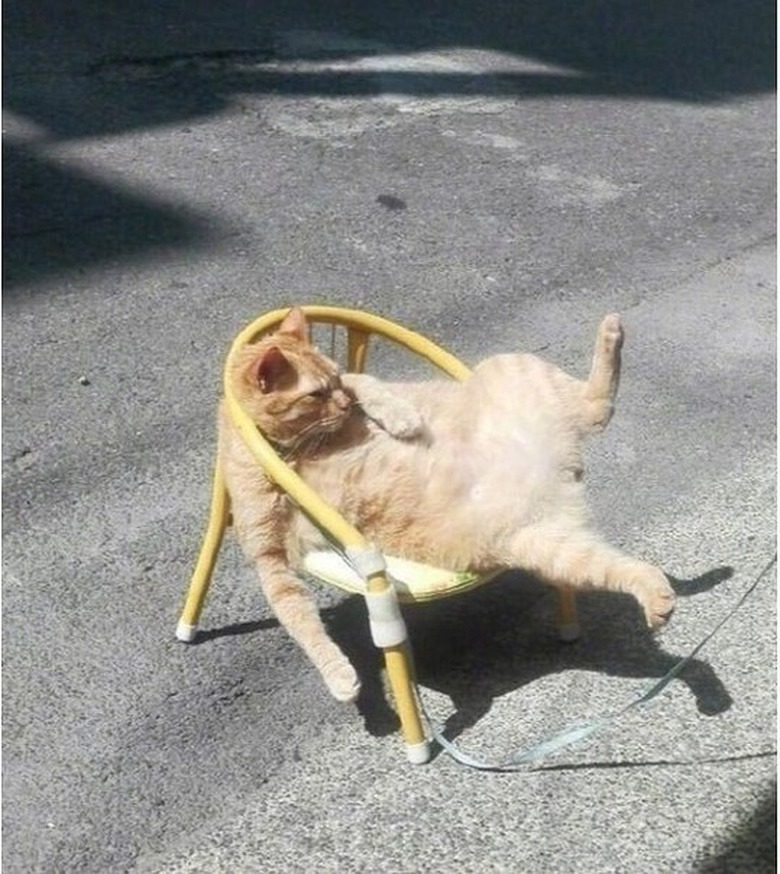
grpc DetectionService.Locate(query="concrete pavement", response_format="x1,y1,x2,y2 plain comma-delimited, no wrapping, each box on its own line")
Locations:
3,2,776,872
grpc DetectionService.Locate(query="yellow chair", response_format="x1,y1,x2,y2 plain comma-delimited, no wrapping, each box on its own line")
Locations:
176,306,580,764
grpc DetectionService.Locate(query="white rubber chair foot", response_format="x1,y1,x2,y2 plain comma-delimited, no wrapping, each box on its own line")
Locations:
176,620,198,643
558,622,581,642
406,740,431,765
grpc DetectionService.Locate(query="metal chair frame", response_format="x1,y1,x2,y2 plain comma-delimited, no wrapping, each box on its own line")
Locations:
176,306,579,763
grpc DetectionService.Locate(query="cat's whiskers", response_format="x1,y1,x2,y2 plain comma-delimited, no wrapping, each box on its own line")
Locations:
281,413,346,461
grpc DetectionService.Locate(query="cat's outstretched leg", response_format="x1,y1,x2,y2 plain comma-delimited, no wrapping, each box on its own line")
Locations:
220,412,362,702
581,313,623,431
510,526,675,629
257,562,361,702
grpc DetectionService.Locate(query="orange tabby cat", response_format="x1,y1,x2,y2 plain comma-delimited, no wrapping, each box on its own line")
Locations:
218,308,675,702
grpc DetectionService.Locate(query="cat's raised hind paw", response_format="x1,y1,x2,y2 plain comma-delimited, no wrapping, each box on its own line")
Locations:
598,313,624,354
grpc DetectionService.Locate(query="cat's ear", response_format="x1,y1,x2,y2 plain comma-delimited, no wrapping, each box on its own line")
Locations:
253,345,293,393
277,307,310,344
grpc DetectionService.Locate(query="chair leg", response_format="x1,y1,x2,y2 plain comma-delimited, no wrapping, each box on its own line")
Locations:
556,586,580,641
346,327,370,373
176,461,231,642
363,569,430,763
382,643,430,764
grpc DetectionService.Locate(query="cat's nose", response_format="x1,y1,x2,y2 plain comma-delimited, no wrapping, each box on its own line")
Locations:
333,390,351,411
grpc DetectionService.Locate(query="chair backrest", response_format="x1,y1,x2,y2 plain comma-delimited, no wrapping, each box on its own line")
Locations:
229,306,471,377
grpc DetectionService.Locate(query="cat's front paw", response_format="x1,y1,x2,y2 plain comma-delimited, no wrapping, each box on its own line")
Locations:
322,658,361,702
363,397,426,441
378,405,427,441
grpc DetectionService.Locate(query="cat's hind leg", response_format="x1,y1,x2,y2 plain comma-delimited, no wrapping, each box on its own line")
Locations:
581,313,623,432
510,525,675,629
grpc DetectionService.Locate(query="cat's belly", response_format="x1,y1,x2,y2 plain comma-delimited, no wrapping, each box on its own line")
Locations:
425,429,569,533
293,424,584,571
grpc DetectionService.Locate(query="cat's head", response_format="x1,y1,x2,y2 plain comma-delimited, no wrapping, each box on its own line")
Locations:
230,307,353,447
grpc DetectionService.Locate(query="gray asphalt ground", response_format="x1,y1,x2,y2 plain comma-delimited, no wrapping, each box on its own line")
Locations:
3,2,776,872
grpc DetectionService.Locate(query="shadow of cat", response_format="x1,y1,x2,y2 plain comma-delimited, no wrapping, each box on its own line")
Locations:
325,564,735,742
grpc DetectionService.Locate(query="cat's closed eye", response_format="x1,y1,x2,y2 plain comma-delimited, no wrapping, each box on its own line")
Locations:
308,388,330,400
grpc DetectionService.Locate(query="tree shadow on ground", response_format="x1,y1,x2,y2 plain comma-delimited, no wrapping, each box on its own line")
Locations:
2,142,230,293
4,0,774,288
5,0,775,142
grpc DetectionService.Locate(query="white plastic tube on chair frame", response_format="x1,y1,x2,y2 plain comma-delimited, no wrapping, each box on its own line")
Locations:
346,545,408,648
364,586,408,648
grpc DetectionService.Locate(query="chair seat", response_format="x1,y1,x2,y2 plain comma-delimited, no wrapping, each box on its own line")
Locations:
302,550,498,603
